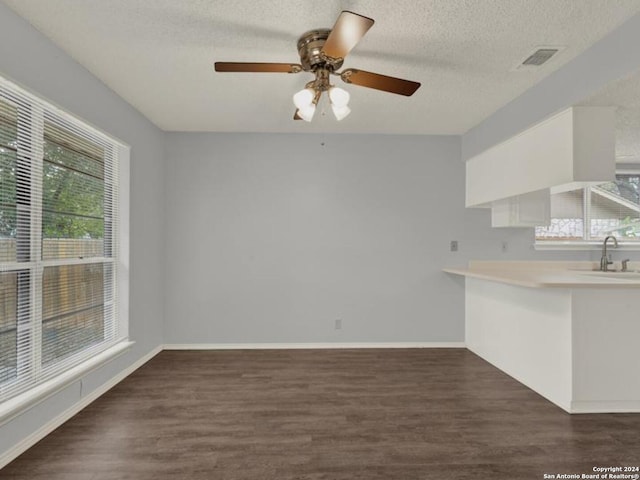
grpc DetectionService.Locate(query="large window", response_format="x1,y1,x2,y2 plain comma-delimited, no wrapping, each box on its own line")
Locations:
536,174,640,244
0,75,124,403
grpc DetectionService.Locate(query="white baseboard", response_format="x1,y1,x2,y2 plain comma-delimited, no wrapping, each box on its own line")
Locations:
570,400,640,414
0,345,162,470
164,342,466,350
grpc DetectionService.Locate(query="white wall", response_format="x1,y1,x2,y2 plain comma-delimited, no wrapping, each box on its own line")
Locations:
0,2,165,459
163,133,585,345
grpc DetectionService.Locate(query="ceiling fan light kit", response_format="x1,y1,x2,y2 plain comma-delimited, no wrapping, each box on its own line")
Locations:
214,10,421,123
297,103,317,122
293,88,315,110
331,104,351,121
293,85,351,122
329,87,350,108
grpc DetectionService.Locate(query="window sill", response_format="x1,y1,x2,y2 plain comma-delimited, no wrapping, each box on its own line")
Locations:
534,242,640,251
0,340,134,426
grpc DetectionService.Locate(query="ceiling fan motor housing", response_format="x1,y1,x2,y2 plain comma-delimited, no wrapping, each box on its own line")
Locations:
297,29,343,72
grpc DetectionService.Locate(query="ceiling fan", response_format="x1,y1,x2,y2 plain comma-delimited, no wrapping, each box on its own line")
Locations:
214,10,421,122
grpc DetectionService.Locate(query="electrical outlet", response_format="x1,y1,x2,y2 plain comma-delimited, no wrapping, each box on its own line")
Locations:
450,240,458,252
334,319,342,330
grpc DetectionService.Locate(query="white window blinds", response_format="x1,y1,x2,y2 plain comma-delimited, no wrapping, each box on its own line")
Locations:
0,74,123,402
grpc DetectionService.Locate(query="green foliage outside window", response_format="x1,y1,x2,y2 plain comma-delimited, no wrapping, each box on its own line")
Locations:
42,140,104,240
0,136,104,240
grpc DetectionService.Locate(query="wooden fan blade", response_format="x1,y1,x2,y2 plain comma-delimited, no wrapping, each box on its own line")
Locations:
214,62,302,73
294,110,303,120
341,69,421,96
321,11,374,61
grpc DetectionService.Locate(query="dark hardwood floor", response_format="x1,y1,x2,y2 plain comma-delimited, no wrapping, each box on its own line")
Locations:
1,349,639,479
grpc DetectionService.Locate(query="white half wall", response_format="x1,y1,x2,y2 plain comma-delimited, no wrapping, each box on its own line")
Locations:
465,279,640,413
465,278,573,411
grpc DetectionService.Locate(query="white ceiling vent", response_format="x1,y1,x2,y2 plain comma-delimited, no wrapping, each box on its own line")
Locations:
513,46,565,71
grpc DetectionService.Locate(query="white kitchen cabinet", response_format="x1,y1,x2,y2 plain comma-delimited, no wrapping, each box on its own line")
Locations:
466,106,615,208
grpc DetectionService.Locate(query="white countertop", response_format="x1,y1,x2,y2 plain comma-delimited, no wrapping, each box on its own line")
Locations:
443,261,640,288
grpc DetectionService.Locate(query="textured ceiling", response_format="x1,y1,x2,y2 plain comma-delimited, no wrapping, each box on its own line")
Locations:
3,0,640,134
580,69,640,164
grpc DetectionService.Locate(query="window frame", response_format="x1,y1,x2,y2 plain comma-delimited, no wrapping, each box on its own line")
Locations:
0,73,130,420
535,169,640,250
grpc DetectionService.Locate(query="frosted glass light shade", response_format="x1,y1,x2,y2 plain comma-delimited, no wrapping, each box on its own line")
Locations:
293,88,315,109
331,104,351,121
329,87,350,108
298,103,316,122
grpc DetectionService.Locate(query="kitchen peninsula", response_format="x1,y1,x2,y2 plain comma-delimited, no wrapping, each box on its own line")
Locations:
444,261,640,413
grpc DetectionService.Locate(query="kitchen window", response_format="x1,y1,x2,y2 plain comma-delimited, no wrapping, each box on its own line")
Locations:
0,74,128,406
535,173,640,246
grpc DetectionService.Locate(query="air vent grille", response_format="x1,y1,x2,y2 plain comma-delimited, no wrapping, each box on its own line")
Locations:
521,48,559,66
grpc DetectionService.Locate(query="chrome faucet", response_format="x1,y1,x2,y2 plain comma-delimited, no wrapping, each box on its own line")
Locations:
600,236,618,271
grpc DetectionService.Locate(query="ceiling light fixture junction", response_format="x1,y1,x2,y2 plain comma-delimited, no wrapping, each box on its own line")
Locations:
292,28,353,123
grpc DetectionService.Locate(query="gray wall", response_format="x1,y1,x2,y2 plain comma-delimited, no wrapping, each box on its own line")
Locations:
163,133,585,345
0,2,165,457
